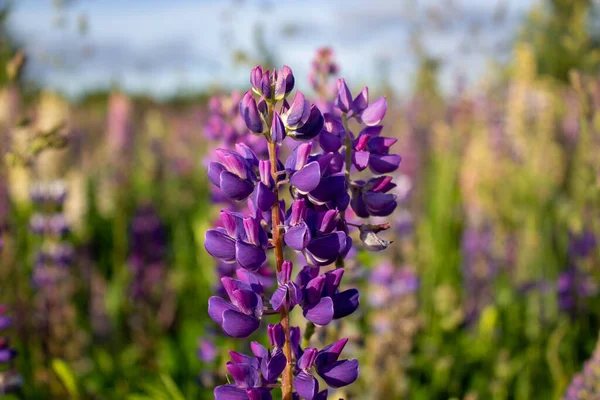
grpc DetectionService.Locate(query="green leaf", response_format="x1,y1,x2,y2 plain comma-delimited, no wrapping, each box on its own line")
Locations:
160,374,186,400
52,358,80,399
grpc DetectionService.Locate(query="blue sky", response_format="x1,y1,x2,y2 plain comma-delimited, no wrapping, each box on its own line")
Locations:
7,0,535,98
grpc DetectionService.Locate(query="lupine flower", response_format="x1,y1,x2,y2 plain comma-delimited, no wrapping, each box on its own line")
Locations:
197,338,218,364
335,79,387,126
562,334,600,399
204,64,397,399
295,266,359,326
294,338,359,399
284,200,351,267
209,149,258,202
0,306,21,394
128,205,168,302
280,91,324,141
461,224,497,323
205,210,268,271
368,262,419,309
271,261,302,312
350,176,398,218
352,126,402,174
208,277,264,338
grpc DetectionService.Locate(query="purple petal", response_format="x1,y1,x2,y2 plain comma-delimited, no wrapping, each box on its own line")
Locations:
360,97,387,126
352,87,369,114
332,289,360,319
295,265,319,288
368,154,402,174
319,131,342,153
268,324,285,348
227,361,262,388
271,111,286,145
254,182,276,213
317,359,359,388
315,338,349,368
208,296,237,325
306,232,347,266
294,105,324,141
352,151,370,172
220,171,255,201
214,384,248,400
334,78,352,113
367,136,397,153
205,229,236,263
305,274,326,304
251,342,268,359
246,388,273,400
308,173,347,205
271,285,288,311
208,162,225,188
241,91,264,133
222,309,260,338
229,350,260,368
364,191,397,217
291,162,321,194
294,371,319,400
261,349,286,383
323,269,344,296
236,241,266,271
303,297,334,326
230,289,262,317
286,91,310,128
285,222,311,251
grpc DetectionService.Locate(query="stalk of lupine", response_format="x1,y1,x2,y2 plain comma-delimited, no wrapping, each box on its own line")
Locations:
562,332,600,399
127,205,175,357
461,223,496,324
366,263,419,398
308,47,339,113
30,180,85,368
205,65,379,400
557,230,598,315
0,306,22,394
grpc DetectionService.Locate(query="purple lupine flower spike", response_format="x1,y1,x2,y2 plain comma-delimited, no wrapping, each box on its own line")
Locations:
204,62,398,398
0,306,22,394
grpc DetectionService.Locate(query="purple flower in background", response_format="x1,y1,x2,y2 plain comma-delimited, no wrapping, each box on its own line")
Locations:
563,335,600,399
461,224,496,323
569,231,597,260
557,268,597,313
128,205,167,300
368,262,419,308
0,306,21,394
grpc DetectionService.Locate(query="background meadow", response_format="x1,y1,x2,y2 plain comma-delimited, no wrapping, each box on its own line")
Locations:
1,0,600,399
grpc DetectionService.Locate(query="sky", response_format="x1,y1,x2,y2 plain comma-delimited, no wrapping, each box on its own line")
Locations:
7,0,536,98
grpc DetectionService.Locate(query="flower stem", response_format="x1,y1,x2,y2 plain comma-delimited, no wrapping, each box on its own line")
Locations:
267,104,294,400
335,113,352,269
